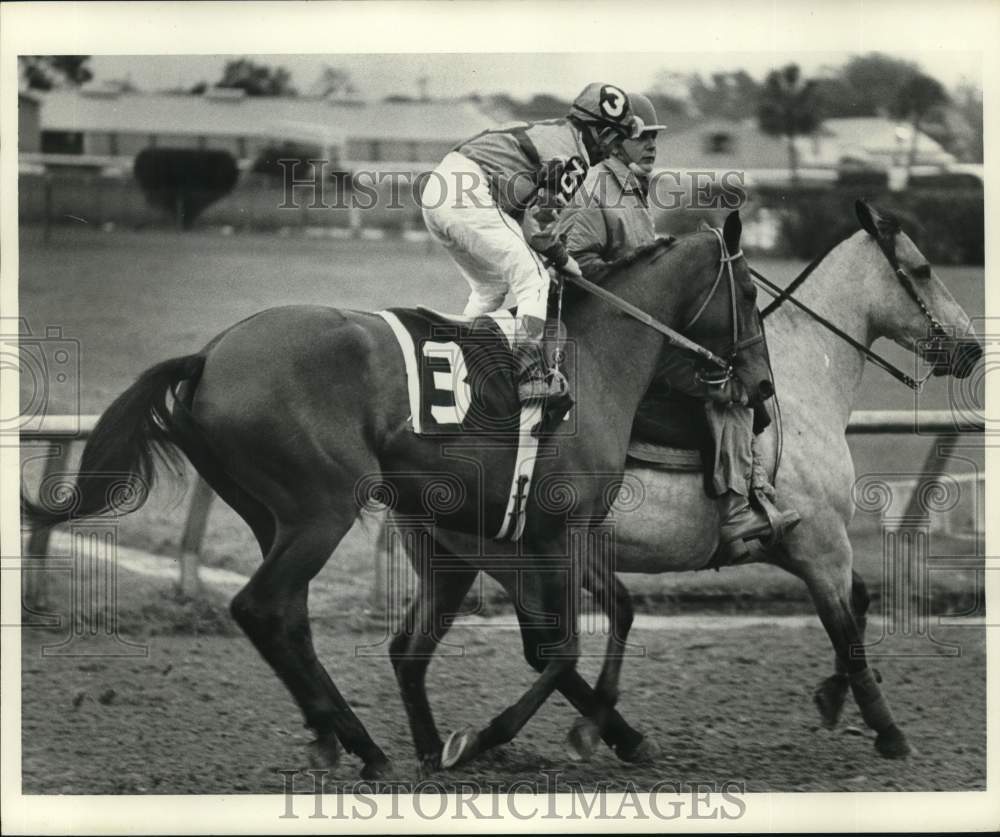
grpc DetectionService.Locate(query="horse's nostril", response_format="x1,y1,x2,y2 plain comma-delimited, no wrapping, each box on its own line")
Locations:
954,341,983,378
757,380,774,400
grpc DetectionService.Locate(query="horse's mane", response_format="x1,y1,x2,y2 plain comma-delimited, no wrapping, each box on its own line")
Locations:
560,235,687,310
601,235,678,279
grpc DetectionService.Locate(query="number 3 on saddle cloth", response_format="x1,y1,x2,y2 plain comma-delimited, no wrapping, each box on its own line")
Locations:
377,306,574,541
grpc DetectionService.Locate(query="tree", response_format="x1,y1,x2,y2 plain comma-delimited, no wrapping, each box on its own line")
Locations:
313,65,357,99
951,80,983,162
134,149,239,230
520,93,572,121
890,73,949,175
840,53,919,117
19,55,93,91
757,64,822,185
812,75,866,118
216,58,296,96
687,70,759,120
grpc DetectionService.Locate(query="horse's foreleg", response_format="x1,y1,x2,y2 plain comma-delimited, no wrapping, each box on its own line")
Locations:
440,568,579,768
814,569,869,728
486,565,648,763
564,564,659,763
799,554,912,759
230,516,392,779
389,561,478,775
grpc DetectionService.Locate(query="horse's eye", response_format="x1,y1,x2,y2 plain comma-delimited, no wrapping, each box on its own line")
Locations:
912,264,932,280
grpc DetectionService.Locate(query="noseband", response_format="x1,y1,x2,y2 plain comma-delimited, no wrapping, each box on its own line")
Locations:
751,231,950,391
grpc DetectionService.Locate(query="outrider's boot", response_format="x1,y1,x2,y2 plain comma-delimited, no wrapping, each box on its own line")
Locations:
718,490,801,560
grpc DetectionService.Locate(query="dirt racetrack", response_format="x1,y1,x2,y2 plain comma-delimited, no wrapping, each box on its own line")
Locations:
21,576,985,795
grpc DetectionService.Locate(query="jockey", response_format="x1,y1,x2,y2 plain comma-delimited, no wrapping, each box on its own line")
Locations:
421,82,641,404
554,92,800,553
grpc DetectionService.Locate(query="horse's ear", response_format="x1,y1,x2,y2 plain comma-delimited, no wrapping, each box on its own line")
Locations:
723,210,742,254
855,200,881,238
697,220,713,232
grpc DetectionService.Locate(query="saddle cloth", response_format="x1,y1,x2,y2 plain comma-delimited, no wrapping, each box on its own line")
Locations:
376,306,525,436
377,306,545,541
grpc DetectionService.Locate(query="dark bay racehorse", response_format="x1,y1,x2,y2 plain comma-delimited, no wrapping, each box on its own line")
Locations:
24,212,771,779
394,201,983,768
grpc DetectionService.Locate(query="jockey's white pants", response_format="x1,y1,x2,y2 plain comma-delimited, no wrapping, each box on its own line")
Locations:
421,151,550,324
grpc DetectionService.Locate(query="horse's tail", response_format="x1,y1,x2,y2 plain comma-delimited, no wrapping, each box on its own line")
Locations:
21,353,206,528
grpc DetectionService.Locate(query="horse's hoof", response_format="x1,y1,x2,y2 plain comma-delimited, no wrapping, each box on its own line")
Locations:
360,757,393,780
615,735,660,764
875,726,914,759
307,735,340,769
813,674,850,729
441,727,477,769
417,751,442,779
567,717,601,762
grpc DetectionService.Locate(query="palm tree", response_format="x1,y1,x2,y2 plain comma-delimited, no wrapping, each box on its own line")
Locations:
313,65,357,100
891,73,949,177
757,64,822,186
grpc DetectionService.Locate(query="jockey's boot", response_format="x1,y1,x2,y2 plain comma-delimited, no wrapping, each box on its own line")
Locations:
718,490,801,559
514,337,570,404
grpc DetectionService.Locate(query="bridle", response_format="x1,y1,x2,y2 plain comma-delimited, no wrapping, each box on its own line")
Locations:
750,230,951,391
683,227,764,387
557,227,762,388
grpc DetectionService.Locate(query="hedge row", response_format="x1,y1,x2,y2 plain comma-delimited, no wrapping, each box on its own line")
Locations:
754,186,984,265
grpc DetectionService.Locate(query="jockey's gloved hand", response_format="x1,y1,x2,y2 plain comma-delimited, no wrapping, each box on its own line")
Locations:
560,254,583,279
528,230,568,266
534,158,567,193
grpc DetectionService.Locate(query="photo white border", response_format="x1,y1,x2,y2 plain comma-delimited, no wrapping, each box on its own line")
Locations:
1,0,997,832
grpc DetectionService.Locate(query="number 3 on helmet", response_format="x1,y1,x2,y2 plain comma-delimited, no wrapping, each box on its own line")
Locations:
570,82,665,140
599,84,629,120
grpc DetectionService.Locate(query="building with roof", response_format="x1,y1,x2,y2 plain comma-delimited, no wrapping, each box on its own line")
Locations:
26,86,499,173
819,117,955,170
656,116,956,188
658,119,791,176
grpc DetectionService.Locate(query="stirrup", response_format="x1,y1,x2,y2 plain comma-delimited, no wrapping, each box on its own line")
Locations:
752,490,801,548
518,368,569,403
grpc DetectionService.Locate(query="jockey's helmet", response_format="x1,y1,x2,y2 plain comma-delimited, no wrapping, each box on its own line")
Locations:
569,85,668,141
569,82,638,137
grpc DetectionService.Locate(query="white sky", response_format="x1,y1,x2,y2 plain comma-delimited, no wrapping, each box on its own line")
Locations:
88,51,983,101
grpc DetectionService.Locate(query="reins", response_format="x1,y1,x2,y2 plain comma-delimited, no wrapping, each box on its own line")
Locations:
751,231,947,392
562,270,732,369
559,226,757,376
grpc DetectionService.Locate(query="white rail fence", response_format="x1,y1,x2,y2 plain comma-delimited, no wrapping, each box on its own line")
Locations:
20,410,985,609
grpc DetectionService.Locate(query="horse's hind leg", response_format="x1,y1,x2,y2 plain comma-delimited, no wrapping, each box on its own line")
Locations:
814,569,869,728
794,539,912,758
230,513,392,779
